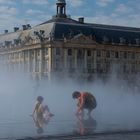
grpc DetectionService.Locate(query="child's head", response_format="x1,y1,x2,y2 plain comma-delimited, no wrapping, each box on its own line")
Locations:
72,91,81,99
37,96,44,103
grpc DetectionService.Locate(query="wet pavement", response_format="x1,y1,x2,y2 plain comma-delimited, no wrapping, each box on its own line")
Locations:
0,116,140,140
0,74,140,140
5,131,140,140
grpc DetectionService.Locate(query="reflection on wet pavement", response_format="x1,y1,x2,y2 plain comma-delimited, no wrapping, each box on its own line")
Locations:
0,73,140,139
32,115,53,134
73,115,97,135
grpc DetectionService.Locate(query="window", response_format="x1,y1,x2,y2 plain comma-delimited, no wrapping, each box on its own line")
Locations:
37,51,40,56
115,52,119,58
77,49,83,58
56,48,60,55
131,53,135,59
124,52,127,59
103,36,109,43
106,51,110,58
97,63,101,73
87,50,91,56
97,50,101,57
87,59,92,73
5,41,12,46
123,64,126,73
119,37,126,44
68,49,72,56
31,51,34,58
35,60,39,72
14,39,21,45
135,39,140,45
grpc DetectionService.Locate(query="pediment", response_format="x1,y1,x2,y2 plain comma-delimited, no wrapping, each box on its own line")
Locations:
67,33,97,44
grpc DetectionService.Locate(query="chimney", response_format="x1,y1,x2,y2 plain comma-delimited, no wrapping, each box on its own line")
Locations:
78,17,84,23
14,27,19,32
4,30,8,34
22,25,27,30
27,24,31,29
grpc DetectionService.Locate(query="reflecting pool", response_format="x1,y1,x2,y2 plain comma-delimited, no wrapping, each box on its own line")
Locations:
0,73,140,139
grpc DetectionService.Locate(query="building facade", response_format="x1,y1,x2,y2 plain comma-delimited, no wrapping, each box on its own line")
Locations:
0,0,140,84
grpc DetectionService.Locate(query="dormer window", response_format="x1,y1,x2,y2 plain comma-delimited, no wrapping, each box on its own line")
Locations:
111,39,115,45
5,41,12,47
0,43,3,47
119,37,126,45
14,39,21,45
135,38,140,46
103,36,109,44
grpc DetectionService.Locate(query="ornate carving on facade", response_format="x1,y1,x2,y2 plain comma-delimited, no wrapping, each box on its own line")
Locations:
64,33,97,44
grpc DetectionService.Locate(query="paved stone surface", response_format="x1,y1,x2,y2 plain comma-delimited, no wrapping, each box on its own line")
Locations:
12,131,140,140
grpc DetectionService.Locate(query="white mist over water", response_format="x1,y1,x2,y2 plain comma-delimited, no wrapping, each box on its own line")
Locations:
0,70,140,138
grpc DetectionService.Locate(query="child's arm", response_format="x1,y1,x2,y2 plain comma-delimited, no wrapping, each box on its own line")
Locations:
76,94,84,114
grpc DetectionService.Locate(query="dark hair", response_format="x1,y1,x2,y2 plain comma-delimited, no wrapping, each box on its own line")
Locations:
72,91,80,99
37,96,44,102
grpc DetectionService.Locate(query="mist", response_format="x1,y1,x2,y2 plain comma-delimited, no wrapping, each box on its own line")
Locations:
0,69,140,138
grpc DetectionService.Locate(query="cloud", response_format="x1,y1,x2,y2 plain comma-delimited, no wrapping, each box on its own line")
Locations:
96,0,115,7
0,6,19,32
127,0,140,11
67,0,83,7
0,6,18,15
115,4,133,14
0,14,21,33
0,0,140,33
26,9,44,15
22,0,48,5
83,13,140,28
0,0,15,4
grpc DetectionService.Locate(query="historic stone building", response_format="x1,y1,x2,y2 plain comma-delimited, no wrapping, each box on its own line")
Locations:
0,0,140,83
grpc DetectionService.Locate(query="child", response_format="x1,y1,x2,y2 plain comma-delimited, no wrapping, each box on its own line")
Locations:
32,96,44,118
32,96,54,119
31,96,54,133
72,91,97,117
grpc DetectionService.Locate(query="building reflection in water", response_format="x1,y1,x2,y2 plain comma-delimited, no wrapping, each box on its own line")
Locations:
74,114,97,135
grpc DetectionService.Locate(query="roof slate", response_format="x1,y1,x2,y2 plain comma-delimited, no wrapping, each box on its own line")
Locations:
0,17,140,46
